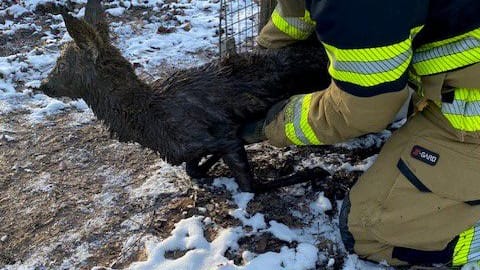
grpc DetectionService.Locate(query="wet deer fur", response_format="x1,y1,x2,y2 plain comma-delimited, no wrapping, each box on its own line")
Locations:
40,0,330,191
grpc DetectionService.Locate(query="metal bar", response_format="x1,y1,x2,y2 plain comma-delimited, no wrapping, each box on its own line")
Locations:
219,0,261,57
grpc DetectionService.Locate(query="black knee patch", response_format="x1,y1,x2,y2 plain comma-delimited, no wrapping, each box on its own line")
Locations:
339,193,355,253
392,236,458,265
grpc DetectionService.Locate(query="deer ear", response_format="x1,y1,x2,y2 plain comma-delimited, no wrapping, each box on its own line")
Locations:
84,0,109,41
62,13,101,61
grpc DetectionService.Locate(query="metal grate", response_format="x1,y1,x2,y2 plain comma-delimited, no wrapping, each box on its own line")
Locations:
218,0,276,57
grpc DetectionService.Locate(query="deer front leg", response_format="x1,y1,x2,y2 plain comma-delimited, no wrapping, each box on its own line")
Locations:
222,146,330,193
186,154,222,179
222,146,255,192
254,167,330,193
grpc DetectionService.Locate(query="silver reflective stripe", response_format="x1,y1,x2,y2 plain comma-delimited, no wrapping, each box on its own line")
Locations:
413,37,480,63
291,95,310,145
332,50,412,74
283,16,315,32
468,225,480,262
275,5,315,32
442,100,480,116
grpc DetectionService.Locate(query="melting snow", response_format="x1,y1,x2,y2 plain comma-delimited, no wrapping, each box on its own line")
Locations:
129,179,324,270
129,160,186,200
105,7,126,17
310,192,333,214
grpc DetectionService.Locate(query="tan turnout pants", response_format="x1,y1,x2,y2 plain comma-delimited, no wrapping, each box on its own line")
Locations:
259,0,480,264
346,101,480,265
345,63,480,266
264,61,480,264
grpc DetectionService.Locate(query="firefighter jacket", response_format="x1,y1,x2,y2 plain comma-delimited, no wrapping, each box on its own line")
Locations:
265,0,480,146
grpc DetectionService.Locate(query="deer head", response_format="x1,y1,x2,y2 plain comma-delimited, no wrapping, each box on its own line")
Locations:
39,0,117,98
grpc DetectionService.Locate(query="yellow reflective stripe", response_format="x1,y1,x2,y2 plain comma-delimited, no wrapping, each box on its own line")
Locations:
284,95,305,145
413,27,480,75
442,88,480,132
410,25,424,39
453,227,475,266
454,88,480,102
300,94,321,144
322,37,413,87
452,224,480,266
416,27,480,52
322,40,412,62
326,58,411,87
443,114,480,132
271,9,315,40
285,123,304,145
283,94,321,145
303,10,315,26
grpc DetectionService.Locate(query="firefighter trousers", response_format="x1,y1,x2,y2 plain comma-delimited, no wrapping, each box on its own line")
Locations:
258,1,480,264
340,63,480,266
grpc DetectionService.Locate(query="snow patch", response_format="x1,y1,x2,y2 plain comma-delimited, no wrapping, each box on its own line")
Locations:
68,110,95,126
59,243,92,269
267,221,298,242
310,192,333,214
121,213,149,231
131,178,349,270
29,98,69,121
335,131,391,150
106,7,126,17
340,155,378,172
69,99,90,111
0,80,16,93
130,214,320,270
0,134,16,142
213,177,239,193
6,5,30,18
129,160,183,200
129,217,243,270
232,192,254,210
342,254,390,270
230,209,267,232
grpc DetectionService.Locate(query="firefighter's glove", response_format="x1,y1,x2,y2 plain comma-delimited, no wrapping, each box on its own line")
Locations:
240,99,288,144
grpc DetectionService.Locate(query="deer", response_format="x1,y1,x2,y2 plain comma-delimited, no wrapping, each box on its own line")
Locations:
38,0,331,192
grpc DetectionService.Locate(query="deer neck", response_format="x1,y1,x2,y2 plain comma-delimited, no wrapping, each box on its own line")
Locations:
83,63,154,144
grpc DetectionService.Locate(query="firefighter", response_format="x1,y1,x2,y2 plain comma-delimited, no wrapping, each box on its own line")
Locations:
247,0,480,266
